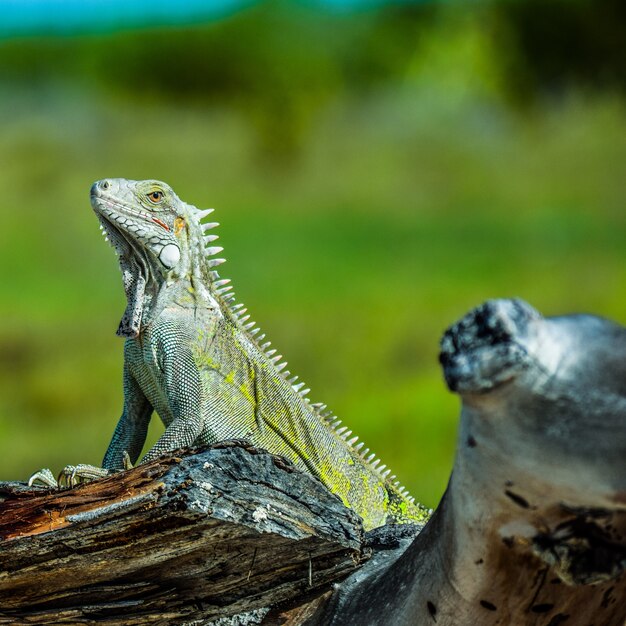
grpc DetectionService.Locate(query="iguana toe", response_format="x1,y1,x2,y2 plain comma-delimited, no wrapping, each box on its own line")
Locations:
28,468,58,488
57,464,112,488
122,451,134,471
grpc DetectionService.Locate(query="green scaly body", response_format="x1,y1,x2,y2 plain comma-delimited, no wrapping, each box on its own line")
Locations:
92,178,428,530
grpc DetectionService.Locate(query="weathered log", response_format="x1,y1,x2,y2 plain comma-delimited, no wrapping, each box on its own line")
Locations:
0,441,365,625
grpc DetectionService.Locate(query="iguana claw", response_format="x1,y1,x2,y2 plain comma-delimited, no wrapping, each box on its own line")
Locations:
28,452,133,489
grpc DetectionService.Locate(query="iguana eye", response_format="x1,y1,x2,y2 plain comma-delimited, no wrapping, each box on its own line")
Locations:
147,190,164,204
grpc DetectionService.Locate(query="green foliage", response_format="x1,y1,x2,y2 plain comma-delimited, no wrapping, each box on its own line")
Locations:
0,5,624,507
0,3,438,158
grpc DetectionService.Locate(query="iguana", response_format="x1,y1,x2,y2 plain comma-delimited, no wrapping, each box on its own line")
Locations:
32,178,428,530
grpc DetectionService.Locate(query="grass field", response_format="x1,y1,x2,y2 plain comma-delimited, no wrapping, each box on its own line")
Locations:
0,84,624,507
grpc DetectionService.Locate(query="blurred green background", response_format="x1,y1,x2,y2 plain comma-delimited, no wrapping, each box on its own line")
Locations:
0,0,624,508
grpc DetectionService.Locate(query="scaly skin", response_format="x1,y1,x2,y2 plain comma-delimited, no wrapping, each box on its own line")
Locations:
87,178,428,530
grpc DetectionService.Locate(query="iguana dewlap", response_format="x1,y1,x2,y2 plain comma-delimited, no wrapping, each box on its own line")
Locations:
77,179,428,530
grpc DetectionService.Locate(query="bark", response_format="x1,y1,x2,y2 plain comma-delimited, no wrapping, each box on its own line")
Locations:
1,299,625,626
0,441,365,625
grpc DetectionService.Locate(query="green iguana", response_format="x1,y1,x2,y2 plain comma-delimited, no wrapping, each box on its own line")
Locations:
32,179,428,530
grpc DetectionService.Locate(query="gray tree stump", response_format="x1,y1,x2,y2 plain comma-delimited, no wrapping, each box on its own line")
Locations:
308,299,626,626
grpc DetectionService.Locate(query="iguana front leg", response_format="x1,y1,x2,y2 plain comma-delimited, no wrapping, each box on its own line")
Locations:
139,336,205,463
102,364,154,470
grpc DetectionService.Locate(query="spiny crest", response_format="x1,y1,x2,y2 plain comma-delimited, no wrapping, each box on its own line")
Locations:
190,203,415,504
190,205,224,270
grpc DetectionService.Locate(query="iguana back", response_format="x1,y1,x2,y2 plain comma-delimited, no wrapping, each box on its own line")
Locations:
92,178,428,530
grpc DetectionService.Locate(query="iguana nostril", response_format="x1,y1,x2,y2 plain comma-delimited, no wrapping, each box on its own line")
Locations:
101,180,110,190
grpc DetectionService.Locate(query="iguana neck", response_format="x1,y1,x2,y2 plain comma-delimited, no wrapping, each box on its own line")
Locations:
117,244,210,338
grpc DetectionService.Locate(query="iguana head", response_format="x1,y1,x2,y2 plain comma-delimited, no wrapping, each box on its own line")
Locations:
91,178,221,337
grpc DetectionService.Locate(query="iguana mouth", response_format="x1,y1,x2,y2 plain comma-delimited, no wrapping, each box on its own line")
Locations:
152,217,170,231
97,213,130,258
92,193,152,270
93,194,149,250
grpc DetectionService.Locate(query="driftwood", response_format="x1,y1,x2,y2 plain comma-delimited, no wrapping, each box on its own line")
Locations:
0,442,366,625
0,299,625,625
308,299,626,625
